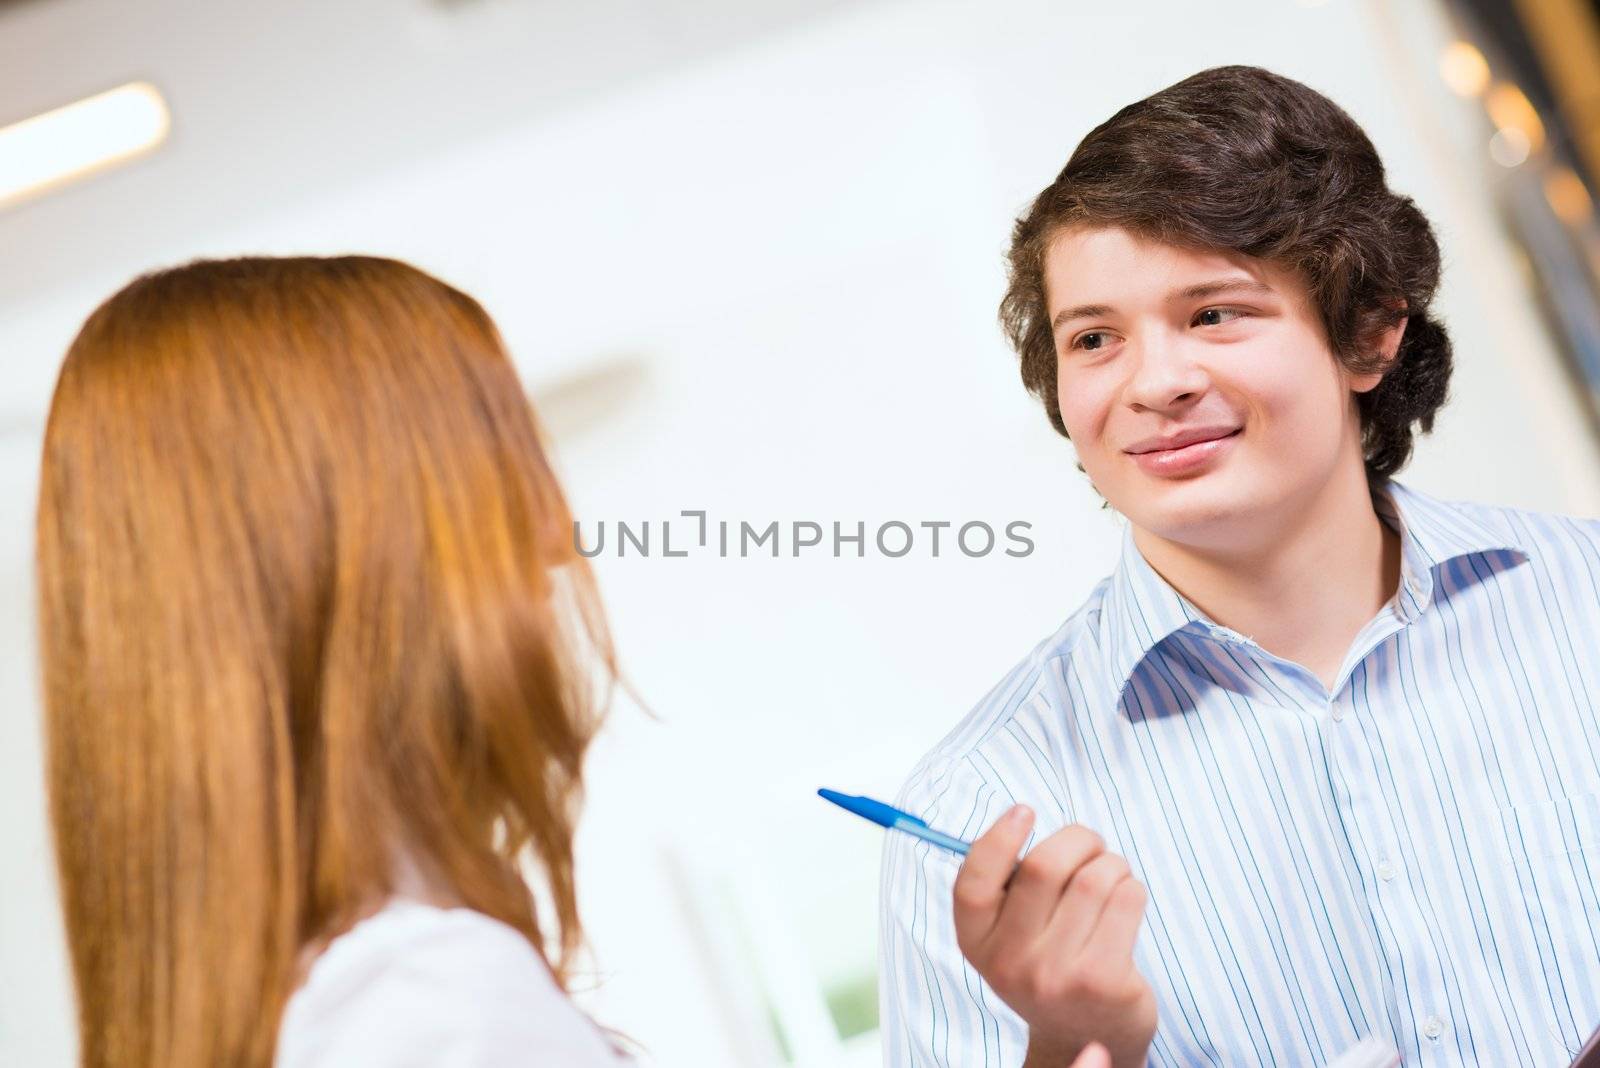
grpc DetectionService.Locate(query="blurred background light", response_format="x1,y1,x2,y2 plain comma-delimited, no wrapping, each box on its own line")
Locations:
1437,40,1491,96
1484,80,1547,153
1490,125,1533,166
0,82,170,212
1544,165,1595,226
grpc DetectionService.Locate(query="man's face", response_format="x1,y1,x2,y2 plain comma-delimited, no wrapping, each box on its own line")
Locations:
1043,224,1384,550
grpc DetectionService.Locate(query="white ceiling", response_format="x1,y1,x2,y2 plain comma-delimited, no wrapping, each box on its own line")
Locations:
0,0,852,302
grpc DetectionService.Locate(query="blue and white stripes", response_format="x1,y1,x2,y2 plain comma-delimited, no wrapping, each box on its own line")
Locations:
879,479,1600,1067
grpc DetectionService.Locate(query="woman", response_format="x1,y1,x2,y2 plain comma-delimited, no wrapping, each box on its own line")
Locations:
36,256,629,1067
36,254,1117,1068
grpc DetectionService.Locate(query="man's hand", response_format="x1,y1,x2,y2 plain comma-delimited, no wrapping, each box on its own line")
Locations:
952,805,1156,1068
1068,1042,1111,1068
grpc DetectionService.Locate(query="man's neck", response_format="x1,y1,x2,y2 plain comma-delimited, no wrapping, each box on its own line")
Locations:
1130,465,1404,693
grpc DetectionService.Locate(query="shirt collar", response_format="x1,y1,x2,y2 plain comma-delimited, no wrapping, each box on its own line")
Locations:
1374,479,1530,616
1101,477,1531,707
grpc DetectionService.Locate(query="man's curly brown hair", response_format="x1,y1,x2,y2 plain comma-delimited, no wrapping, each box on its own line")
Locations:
999,64,1452,483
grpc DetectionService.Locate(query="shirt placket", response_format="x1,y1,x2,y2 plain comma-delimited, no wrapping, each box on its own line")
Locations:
1321,630,1465,1066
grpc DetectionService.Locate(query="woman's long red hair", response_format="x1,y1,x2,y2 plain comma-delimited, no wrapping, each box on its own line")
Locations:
36,256,615,1067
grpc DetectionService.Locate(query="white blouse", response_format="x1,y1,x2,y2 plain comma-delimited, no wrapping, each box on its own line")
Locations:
275,899,633,1067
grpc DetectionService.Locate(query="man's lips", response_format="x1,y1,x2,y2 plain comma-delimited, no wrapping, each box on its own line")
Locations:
1124,427,1243,478
1123,427,1242,455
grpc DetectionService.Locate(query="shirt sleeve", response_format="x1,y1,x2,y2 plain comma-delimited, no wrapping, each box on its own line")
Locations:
877,756,1032,1068
275,903,632,1068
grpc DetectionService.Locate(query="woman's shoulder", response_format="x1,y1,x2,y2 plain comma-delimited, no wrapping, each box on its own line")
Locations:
288,899,554,1002
275,899,630,1067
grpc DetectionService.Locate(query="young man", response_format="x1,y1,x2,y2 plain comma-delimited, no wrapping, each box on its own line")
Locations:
879,65,1600,1068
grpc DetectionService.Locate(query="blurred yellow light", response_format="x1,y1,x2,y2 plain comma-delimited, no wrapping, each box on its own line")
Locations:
1544,166,1594,226
1485,82,1546,154
1489,127,1532,167
0,82,170,212
1438,41,1490,96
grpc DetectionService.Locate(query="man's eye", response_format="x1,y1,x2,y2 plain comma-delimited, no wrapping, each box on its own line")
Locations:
1071,332,1109,352
1196,307,1246,326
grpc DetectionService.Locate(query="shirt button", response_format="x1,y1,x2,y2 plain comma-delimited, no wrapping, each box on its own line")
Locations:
1331,704,1346,722
1377,859,1398,881
1422,1015,1445,1040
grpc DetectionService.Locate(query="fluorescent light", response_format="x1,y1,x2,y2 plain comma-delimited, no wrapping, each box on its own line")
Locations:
0,82,170,212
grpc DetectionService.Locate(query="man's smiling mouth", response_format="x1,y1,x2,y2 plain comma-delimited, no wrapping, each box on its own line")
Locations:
1124,426,1243,455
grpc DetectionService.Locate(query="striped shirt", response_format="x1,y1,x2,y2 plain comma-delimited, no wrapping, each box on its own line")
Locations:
880,478,1600,1067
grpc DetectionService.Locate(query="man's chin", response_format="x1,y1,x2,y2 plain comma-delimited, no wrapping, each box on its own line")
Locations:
1116,469,1260,543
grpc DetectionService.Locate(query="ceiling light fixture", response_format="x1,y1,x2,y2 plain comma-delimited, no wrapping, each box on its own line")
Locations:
0,81,170,212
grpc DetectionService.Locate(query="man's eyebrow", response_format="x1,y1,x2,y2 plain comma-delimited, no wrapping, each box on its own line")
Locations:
1177,277,1276,303
1050,278,1276,331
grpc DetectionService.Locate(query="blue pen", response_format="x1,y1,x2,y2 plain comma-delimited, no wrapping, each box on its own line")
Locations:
818,788,974,857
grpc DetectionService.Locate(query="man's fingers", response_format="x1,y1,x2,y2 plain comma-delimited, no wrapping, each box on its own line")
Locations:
1078,873,1149,976
1071,1042,1112,1068
987,824,1106,949
1044,851,1133,955
952,804,1034,949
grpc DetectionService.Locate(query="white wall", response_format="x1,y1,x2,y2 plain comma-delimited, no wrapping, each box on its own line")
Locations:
3,1,1597,1065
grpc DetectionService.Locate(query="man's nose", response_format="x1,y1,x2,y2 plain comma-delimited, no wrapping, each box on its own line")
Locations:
1124,335,1210,411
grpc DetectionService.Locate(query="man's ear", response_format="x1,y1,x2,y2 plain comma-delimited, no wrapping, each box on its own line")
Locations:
1349,300,1409,395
